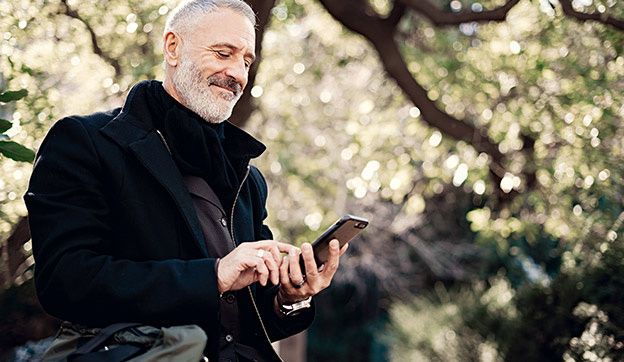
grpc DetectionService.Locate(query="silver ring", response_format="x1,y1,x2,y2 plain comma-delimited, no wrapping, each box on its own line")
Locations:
256,249,265,258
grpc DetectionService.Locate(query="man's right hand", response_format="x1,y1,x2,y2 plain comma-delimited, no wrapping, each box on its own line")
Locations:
217,240,298,293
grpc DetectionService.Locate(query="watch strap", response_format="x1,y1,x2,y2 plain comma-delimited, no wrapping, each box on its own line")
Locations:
277,294,312,316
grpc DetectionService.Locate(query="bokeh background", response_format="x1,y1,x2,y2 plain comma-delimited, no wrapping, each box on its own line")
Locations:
1,0,624,361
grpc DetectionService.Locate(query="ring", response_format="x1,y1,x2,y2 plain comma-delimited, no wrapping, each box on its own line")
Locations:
292,279,305,289
256,249,265,258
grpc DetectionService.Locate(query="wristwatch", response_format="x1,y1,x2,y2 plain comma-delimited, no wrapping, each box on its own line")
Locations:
277,295,312,317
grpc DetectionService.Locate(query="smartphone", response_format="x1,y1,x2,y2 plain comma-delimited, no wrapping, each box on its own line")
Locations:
300,214,369,272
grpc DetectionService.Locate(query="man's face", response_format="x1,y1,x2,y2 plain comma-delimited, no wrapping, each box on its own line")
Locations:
172,8,256,123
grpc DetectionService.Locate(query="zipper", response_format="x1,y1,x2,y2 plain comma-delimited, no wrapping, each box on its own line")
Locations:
229,166,284,362
229,165,250,243
155,129,172,155
159,128,282,360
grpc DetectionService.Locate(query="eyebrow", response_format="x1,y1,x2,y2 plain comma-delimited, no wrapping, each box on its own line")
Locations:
212,42,256,64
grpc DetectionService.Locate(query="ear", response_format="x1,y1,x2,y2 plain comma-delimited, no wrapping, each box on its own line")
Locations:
163,31,181,67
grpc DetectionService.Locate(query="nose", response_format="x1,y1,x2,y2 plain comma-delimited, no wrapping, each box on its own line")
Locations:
223,59,248,91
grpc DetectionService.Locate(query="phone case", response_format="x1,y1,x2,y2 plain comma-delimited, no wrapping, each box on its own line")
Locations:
300,214,368,271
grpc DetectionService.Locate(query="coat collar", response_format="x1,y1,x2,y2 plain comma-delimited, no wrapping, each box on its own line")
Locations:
100,80,265,158
99,81,268,258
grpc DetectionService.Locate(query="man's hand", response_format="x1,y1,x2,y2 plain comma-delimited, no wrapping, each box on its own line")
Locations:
277,239,348,304
217,240,298,293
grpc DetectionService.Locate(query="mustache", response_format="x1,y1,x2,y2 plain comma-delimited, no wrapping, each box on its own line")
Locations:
206,75,242,96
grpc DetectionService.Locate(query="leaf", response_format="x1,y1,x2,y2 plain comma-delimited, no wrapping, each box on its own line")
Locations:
20,64,35,76
0,89,28,102
0,140,35,163
0,119,11,133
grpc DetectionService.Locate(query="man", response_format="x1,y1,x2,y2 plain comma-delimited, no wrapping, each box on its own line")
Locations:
24,0,346,360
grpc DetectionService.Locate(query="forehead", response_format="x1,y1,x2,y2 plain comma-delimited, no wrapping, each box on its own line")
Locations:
185,8,255,53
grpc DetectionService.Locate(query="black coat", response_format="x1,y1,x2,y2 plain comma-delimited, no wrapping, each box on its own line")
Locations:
25,81,313,360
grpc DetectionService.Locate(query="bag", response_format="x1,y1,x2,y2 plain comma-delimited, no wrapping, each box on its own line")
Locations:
42,321,208,362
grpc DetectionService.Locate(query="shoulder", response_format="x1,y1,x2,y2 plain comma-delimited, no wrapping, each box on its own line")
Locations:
247,165,269,198
248,165,267,187
36,107,122,164
52,107,121,134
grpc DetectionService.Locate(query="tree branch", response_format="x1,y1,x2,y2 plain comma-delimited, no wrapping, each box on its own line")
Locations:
317,0,507,182
58,0,122,77
399,0,520,26
559,0,624,31
384,0,407,28
0,216,30,287
229,0,277,128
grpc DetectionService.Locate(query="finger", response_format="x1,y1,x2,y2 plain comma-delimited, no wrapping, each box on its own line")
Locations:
339,242,349,256
266,242,283,269
250,240,298,261
300,242,318,278
261,249,281,286
288,247,305,285
249,240,293,250
322,239,341,276
274,241,299,254
254,252,270,286
279,255,290,286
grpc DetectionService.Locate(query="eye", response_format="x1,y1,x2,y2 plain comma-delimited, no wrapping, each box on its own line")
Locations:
216,51,230,58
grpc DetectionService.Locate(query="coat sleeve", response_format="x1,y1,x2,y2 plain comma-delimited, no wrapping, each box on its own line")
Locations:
24,117,220,327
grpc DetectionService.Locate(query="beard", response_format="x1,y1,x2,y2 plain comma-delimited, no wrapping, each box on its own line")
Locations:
172,52,242,123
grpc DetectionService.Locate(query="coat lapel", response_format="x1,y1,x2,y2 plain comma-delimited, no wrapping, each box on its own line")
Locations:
129,133,209,257
100,111,209,257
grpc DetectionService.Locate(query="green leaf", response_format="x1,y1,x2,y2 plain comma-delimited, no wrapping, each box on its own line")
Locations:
20,64,35,76
0,119,11,133
0,89,28,102
0,140,35,163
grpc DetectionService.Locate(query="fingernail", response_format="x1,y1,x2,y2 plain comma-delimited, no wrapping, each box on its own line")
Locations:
289,248,296,256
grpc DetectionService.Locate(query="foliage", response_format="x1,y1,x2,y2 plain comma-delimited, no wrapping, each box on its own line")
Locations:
387,232,624,361
0,89,34,163
248,0,624,360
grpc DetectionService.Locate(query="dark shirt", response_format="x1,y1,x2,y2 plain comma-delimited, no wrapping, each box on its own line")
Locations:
184,175,268,361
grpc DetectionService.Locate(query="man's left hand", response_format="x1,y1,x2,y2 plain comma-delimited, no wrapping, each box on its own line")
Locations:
277,239,348,304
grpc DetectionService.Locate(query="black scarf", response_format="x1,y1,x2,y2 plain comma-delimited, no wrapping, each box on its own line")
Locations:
142,81,265,214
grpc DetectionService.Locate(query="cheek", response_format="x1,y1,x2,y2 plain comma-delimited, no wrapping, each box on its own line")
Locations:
197,57,222,76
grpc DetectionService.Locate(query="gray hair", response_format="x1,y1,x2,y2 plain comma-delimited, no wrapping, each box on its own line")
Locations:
164,0,256,37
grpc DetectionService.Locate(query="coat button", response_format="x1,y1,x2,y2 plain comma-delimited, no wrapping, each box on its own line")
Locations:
226,294,235,304
225,334,233,343
220,218,227,227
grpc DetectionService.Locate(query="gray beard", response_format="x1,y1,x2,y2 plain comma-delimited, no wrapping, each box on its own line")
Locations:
172,52,242,123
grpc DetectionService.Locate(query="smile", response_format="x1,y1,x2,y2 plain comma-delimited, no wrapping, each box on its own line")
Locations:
210,84,239,99
211,84,235,93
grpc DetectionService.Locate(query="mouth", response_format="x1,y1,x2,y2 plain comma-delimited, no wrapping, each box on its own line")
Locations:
211,84,236,94
206,75,242,99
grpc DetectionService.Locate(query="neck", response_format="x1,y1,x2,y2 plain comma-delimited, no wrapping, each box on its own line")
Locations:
162,76,186,108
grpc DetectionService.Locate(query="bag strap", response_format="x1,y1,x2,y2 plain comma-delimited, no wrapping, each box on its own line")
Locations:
70,345,143,362
64,322,142,361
